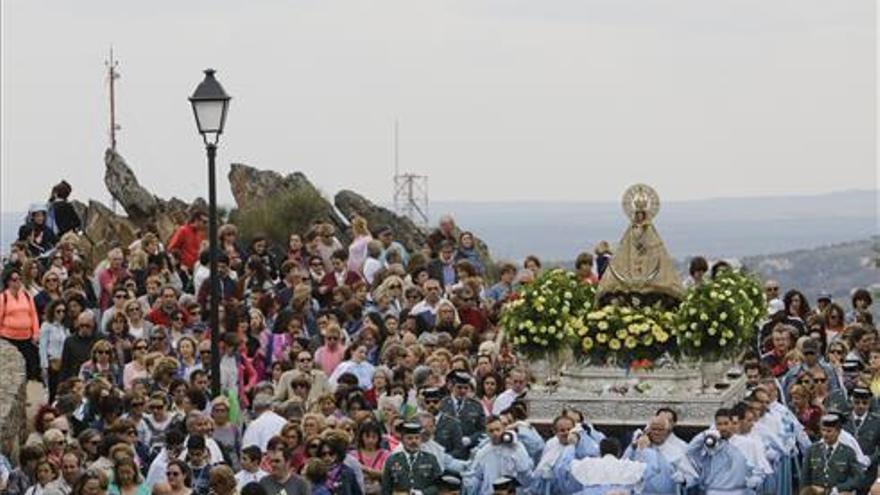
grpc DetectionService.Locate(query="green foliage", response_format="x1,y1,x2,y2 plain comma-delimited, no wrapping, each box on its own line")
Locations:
235,188,329,246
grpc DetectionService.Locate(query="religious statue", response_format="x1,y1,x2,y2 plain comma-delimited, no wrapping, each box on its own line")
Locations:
597,184,684,303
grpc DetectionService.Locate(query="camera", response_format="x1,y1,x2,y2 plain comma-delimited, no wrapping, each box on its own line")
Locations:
500,431,515,445
704,433,720,449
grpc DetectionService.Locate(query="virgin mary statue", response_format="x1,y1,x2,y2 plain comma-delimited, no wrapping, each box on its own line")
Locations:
597,184,684,302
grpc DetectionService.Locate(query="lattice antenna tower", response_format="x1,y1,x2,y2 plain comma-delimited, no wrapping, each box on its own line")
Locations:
392,119,429,228
105,47,122,212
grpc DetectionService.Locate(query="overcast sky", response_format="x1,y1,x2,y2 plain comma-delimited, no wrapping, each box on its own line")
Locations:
1,0,876,214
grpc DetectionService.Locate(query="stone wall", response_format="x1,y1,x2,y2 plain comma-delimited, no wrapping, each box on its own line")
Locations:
0,341,28,460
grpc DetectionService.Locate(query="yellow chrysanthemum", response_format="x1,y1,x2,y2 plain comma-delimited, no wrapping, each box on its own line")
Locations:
609,338,622,350
625,337,638,349
581,337,594,351
596,333,608,344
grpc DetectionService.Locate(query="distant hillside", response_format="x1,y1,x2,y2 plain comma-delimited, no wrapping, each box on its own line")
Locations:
741,237,880,303
431,190,877,261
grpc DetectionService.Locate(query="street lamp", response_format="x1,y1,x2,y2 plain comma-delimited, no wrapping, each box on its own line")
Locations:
189,68,231,398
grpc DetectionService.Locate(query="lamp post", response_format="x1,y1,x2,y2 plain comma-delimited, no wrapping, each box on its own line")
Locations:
189,69,231,398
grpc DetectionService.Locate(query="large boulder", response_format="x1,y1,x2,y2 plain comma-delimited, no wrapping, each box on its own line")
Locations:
104,149,197,241
334,189,427,253
227,163,350,242
78,199,139,265
334,189,495,273
104,149,162,221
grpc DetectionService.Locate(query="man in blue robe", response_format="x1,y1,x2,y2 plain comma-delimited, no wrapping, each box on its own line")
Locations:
687,408,757,495
463,415,533,495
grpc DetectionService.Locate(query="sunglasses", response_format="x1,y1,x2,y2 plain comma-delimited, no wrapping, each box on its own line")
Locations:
135,345,148,350
812,377,827,383
298,357,312,362
131,402,145,407
114,294,127,299
95,350,110,355
149,404,164,410
166,471,181,477
828,349,844,355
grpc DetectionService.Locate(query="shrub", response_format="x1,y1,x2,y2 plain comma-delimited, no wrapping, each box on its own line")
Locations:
234,188,330,246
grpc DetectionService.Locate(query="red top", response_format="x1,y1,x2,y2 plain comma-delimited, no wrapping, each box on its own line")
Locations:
167,223,204,269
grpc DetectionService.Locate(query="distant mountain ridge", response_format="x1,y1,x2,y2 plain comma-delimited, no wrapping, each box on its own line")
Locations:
429,189,877,261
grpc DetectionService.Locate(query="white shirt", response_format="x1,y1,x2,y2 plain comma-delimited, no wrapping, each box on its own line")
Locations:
235,469,267,491
363,258,383,285
242,410,287,450
492,388,523,415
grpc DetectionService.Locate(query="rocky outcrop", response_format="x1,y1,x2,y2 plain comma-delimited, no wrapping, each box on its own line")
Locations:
228,163,350,242
79,200,139,262
334,189,427,252
334,189,495,271
104,149,198,241
0,340,28,460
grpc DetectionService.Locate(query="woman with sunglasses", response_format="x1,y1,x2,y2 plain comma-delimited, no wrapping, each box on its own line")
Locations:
79,340,122,386
316,432,362,495
0,267,43,382
787,383,821,441
165,460,193,495
122,339,150,389
34,271,64,323
39,299,70,400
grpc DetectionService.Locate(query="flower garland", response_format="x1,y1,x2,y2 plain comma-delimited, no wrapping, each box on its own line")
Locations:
501,267,765,365
672,270,765,360
500,268,596,357
576,303,677,365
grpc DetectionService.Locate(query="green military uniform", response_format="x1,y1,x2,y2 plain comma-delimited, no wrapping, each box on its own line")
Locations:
844,411,880,461
440,395,485,451
843,389,880,494
434,412,465,460
381,449,442,495
799,441,863,493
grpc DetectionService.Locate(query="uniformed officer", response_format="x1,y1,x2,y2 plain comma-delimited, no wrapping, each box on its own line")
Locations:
440,371,486,458
437,474,463,495
422,387,465,459
381,422,443,495
491,477,518,495
844,387,880,493
800,413,864,495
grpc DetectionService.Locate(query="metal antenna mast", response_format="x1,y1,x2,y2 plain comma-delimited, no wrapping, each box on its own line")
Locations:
106,47,121,212
392,119,429,228
106,47,121,151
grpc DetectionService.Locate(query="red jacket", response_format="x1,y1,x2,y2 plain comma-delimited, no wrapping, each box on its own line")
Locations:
320,270,363,292
167,223,204,269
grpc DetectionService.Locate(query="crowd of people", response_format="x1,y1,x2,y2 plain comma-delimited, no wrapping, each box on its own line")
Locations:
0,180,878,495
